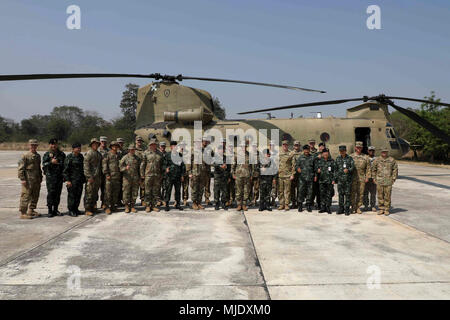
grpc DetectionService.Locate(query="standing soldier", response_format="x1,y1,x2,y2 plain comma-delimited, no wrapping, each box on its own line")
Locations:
335,145,354,215
179,141,190,206
372,147,398,216
120,144,141,213
63,142,85,217
202,137,212,205
225,142,236,207
84,138,103,216
308,139,318,154
116,137,126,207
140,138,163,212
314,148,336,214
42,138,66,217
259,149,276,211
249,142,260,206
18,139,42,219
269,140,278,207
135,136,146,206
277,140,295,211
159,141,167,206
98,136,109,209
213,144,230,210
310,140,322,209
363,146,377,212
290,141,301,209
232,142,253,211
163,141,185,211
102,141,121,214
187,139,206,210
295,145,315,212
350,141,371,214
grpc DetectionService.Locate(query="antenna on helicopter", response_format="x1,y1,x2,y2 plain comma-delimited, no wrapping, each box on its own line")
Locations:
265,113,275,119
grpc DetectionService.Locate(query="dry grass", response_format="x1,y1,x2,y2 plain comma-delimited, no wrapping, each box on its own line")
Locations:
0,142,89,152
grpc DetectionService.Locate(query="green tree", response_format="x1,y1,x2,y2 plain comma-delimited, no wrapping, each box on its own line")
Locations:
212,96,226,120
47,118,71,141
119,83,139,127
50,106,84,127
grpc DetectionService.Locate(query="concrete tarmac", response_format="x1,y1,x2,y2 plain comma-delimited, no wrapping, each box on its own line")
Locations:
0,151,448,299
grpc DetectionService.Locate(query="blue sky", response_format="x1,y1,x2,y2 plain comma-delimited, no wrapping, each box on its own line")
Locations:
0,0,449,121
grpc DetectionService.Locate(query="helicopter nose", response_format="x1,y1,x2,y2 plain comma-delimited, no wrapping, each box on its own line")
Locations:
397,137,410,156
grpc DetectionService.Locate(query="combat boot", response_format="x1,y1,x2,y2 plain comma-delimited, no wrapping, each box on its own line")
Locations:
192,202,199,210
198,203,205,210
145,206,151,213
364,206,369,212
306,205,312,212
337,207,344,214
242,204,248,211
225,200,231,207
125,206,130,213
377,209,384,215
131,207,138,213
327,206,332,214
384,210,390,216
356,208,362,214
85,209,93,216
215,203,220,210
101,203,107,210
47,206,55,218
20,213,33,219
165,205,170,212
152,207,160,212
105,208,112,215
267,206,272,211
222,202,227,210
298,204,303,212
205,199,211,205
75,209,82,216
175,204,183,211
236,204,242,211
319,206,325,213
156,201,162,206
258,204,264,211
372,207,377,212
277,205,284,211
345,208,350,216
54,206,62,216
183,200,187,206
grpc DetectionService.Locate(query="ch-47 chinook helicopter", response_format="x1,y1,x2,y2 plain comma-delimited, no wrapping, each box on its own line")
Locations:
1,73,449,159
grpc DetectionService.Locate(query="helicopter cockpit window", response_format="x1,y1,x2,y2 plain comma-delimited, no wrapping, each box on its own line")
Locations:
320,132,330,142
385,129,391,138
389,129,396,139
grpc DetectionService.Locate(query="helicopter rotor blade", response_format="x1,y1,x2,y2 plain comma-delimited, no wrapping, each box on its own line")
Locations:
237,98,363,114
0,73,325,93
384,96,450,108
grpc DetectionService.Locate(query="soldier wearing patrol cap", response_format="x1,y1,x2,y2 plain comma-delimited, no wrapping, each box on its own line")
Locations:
102,141,121,214
159,141,167,205
372,147,398,216
232,141,253,211
140,138,163,212
119,144,141,213
202,136,212,205
335,145,354,215
350,141,371,214
84,138,103,216
308,139,317,154
269,140,278,206
249,142,260,206
290,141,302,209
18,139,43,219
364,146,377,211
277,140,295,211
178,141,190,206
42,138,66,217
135,135,146,205
116,137,126,207
187,138,207,209
98,136,109,209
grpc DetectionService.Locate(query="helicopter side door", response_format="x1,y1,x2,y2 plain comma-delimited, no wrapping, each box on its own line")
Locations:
354,127,371,154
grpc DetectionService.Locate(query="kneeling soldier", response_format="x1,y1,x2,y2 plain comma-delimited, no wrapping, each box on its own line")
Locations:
102,141,121,214
213,145,230,210
372,147,398,216
120,144,141,213
163,141,185,211
18,139,43,219
314,148,336,214
63,143,85,217
259,149,275,211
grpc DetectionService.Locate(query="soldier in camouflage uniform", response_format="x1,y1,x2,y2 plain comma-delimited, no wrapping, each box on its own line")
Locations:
350,141,371,214
119,144,141,213
116,137,126,207
314,148,336,214
295,145,315,212
372,147,398,216
202,137,212,205
335,145,354,215
18,139,43,219
277,140,295,211
259,149,276,211
226,143,236,207
310,140,321,209
290,141,301,209
232,142,253,211
102,141,121,214
363,146,377,212
83,138,103,216
63,142,85,217
98,136,109,209
269,140,278,206
178,141,190,206
163,141,185,211
249,142,260,206
187,139,207,210
213,144,230,210
42,138,66,217
159,141,167,206
140,138,163,212
135,136,146,205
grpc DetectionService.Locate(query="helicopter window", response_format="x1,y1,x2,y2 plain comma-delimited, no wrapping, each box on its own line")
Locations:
385,129,391,138
369,104,380,110
389,128,396,139
320,132,330,142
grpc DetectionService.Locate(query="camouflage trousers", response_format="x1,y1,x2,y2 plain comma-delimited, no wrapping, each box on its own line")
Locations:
182,174,189,201
122,178,139,207
100,173,106,205
278,177,291,207
165,177,181,204
227,178,236,203
271,177,278,203
105,177,121,208
319,183,334,208
19,179,41,213
213,176,228,205
202,173,211,201
46,176,63,207
161,176,167,203
190,174,204,204
377,185,392,210
312,180,320,206
259,177,272,208
363,180,376,208
139,179,145,203
290,177,298,206
351,179,366,210
144,176,161,207
297,178,313,206
235,177,251,205
250,176,260,203
337,181,352,210
84,178,101,210
67,181,83,211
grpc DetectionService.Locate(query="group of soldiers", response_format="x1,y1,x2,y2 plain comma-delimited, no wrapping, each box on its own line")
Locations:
17,136,398,219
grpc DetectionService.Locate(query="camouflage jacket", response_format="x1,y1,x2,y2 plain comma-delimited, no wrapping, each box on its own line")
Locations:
140,150,163,177
186,150,208,177
350,152,371,182
63,153,85,183
83,149,103,180
102,151,121,179
232,151,253,178
18,151,42,183
259,157,276,181
295,153,315,181
249,150,260,178
278,149,295,179
291,150,302,175
135,146,145,160
42,148,66,178
372,156,398,186
314,157,336,184
213,154,231,180
119,153,141,182
335,154,354,183
98,146,110,158
163,151,186,179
